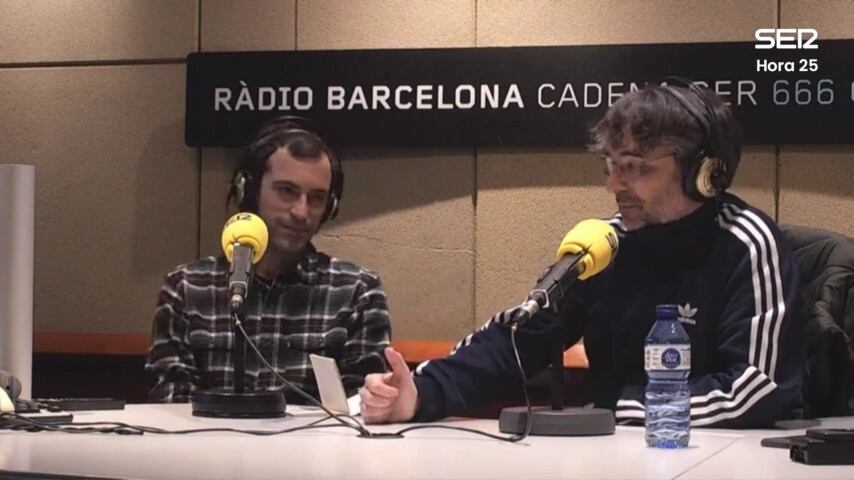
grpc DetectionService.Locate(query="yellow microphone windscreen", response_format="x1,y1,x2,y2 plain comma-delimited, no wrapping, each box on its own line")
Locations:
221,212,269,264
555,219,619,280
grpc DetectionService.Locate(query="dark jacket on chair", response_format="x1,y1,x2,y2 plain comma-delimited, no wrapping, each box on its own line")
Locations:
782,225,854,417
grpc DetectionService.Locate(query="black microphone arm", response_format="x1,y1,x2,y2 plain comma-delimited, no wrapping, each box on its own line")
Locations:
513,251,585,326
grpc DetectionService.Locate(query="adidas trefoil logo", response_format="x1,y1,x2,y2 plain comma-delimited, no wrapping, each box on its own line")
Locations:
678,303,698,325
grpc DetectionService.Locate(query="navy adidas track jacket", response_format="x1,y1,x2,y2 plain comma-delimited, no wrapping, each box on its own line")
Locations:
413,193,805,427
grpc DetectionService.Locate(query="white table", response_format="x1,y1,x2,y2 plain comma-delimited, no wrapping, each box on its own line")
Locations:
0,404,851,479
679,417,854,480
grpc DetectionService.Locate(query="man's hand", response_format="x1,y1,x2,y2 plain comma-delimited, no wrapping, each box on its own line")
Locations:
359,347,418,424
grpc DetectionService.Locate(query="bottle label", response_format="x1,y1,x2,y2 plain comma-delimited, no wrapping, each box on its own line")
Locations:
645,344,691,371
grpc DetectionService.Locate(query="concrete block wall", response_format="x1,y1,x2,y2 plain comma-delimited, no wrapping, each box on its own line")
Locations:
1,0,852,343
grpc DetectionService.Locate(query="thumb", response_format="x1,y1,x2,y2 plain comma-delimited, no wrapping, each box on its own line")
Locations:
384,346,410,377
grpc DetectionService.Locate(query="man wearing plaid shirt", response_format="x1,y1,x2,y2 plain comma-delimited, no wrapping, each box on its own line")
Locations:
145,117,391,403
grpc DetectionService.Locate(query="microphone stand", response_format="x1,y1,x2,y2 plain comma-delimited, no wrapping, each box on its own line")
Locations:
498,314,614,436
191,281,286,418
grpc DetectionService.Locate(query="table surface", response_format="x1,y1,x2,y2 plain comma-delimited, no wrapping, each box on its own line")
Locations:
1,404,852,480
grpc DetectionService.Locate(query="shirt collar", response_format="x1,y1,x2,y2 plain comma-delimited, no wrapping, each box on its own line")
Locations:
252,243,324,286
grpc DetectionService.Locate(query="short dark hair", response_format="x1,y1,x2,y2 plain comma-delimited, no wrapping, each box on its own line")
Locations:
589,85,742,192
228,116,343,221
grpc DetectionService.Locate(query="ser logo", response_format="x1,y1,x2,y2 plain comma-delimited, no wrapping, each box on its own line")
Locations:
754,28,820,73
755,28,818,50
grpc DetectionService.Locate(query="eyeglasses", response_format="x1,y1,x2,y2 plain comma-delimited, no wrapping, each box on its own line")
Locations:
602,151,673,182
271,181,329,212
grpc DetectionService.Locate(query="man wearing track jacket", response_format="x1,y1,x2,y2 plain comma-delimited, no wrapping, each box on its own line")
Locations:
359,83,805,428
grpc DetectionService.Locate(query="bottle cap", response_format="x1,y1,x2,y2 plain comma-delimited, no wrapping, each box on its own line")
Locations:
656,304,678,319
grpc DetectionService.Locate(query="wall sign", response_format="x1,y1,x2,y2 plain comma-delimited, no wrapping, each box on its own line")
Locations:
186,40,854,147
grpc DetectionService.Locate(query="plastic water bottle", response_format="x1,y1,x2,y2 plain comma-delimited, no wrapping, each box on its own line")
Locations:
644,304,691,448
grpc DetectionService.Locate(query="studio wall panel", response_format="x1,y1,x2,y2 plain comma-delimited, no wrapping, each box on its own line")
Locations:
201,0,296,51
0,0,197,63
781,0,854,38
297,0,475,49
477,0,775,46
475,150,613,324
314,237,474,341
199,148,240,258
727,148,777,218
779,147,854,238
313,151,476,340
0,65,197,334
777,2,854,237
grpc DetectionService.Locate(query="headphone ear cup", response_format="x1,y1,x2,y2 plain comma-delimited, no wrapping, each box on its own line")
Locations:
233,172,247,207
324,194,339,223
232,171,258,212
694,157,718,199
0,370,22,400
323,152,343,223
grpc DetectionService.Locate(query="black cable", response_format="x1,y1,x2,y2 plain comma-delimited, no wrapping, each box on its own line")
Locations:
386,326,533,443
510,324,534,439
1,310,535,443
0,412,363,436
234,318,372,436
240,313,533,442
237,319,533,441
0,413,143,435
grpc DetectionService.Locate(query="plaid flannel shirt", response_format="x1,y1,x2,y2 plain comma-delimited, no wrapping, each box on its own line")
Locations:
145,247,391,403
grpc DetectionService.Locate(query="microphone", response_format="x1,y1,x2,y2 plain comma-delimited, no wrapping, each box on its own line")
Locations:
191,213,284,419
514,219,619,325
221,213,269,314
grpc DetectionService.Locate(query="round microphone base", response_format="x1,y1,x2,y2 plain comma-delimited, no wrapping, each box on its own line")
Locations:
192,388,287,418
499,406,615,436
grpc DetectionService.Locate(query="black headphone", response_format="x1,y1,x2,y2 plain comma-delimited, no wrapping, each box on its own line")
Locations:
0,370,22,400
230,116,343,223
660,77,732,202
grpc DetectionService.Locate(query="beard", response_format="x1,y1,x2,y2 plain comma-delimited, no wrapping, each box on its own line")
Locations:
615,193,648,230
269,234,309,255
